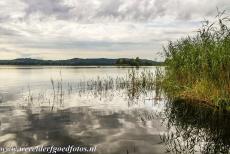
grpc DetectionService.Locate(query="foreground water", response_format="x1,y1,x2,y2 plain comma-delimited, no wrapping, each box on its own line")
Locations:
0,66,229,154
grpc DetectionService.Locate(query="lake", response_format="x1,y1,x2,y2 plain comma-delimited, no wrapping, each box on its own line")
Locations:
0,66,229,154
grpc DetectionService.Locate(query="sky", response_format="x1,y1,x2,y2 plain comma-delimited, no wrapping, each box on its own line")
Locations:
0,0,229,60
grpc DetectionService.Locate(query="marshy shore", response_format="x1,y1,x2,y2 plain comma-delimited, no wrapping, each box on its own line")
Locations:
160,12,230,110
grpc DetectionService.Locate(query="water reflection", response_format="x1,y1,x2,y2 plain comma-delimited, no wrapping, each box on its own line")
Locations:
161,99,230,154
0,66,229,154
0,106,166,154
0,66,167,154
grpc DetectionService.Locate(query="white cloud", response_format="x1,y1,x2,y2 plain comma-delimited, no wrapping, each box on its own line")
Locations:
0,0,229,60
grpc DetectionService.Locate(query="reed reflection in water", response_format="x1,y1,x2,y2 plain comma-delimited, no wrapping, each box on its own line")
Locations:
161,99,230,154
0,66,229,154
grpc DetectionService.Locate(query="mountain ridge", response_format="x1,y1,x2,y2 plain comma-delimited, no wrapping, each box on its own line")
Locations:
0,58,164,66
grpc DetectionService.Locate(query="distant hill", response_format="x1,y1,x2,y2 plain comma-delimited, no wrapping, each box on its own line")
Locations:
0,58,164,66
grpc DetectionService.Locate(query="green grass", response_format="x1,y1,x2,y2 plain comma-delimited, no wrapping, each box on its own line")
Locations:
163,11,230,109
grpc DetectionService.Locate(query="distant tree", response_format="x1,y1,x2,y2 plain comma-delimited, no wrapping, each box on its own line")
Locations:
115,59,122,65
114,57,161,66
135,57,140,66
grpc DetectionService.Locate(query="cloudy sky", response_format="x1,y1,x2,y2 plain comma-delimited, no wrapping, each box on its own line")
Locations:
0,0,229,60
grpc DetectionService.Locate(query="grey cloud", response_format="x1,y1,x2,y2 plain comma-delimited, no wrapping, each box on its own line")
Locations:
0,0,227,26
1,0,229,22
0,26,22,37
96,0,122,19
0,48,14,52
93,0,169,22
0,47,25,55
0,0,229,60
22,0,73,20
16,40,155,51
0,15,11,23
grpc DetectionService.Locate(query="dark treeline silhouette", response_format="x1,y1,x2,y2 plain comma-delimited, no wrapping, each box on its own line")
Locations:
115,57,163,66
0,58,163,66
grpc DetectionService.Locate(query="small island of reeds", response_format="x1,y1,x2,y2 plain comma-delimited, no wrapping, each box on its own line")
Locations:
162,11,230,110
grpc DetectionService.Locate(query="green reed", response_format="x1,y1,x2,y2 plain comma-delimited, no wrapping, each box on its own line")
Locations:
24,68,161,109
163,11,230,109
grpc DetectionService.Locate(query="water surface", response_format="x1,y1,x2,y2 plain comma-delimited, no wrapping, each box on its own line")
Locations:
0,66,229,154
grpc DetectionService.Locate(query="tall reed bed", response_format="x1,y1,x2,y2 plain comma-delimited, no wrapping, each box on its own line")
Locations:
163,11,230,109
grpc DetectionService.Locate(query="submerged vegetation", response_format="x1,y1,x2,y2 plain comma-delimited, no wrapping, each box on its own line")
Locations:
163,11,230,109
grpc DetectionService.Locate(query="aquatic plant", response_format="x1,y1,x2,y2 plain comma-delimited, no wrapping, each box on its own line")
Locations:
23,68,161,109
163,10,230,109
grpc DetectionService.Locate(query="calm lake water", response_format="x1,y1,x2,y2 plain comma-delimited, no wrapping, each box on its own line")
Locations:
0,66,229,154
